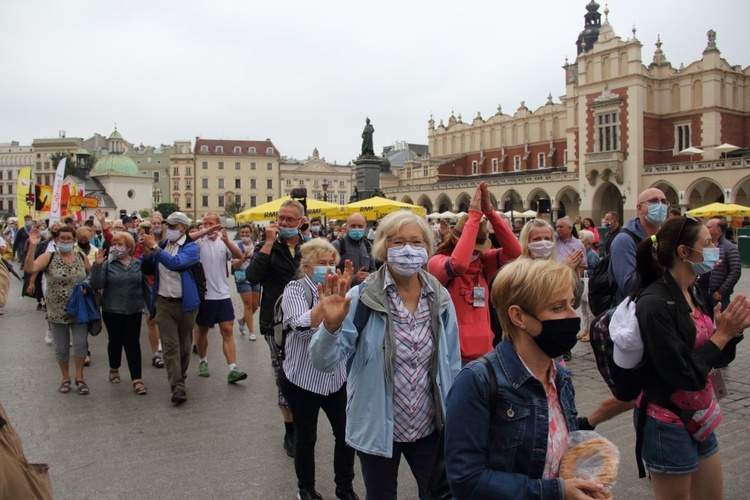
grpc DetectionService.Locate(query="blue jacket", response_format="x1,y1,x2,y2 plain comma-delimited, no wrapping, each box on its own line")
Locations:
66,281,100,325
608,217,647,303
309,266,461,457
141,238,200,313
444,341,578,499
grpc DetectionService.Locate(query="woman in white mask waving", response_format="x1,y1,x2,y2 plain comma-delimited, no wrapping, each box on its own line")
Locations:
310,210,461,500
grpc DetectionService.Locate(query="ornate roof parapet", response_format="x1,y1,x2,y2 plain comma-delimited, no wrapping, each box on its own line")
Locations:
650,35,670,67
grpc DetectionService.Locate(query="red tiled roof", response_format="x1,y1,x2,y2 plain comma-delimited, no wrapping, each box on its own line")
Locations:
194,138,280,157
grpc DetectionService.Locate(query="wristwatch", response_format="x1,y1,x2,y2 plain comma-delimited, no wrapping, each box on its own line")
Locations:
152,244,159,251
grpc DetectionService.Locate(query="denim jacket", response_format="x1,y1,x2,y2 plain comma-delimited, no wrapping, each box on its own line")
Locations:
444,341,578,499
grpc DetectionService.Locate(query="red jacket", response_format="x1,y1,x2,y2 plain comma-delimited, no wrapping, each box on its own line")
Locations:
428,210,521,361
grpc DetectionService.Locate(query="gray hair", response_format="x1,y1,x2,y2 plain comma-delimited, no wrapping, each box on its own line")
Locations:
557,216,573,228
578,229,594,245
280,199,305,217
371,211,434,262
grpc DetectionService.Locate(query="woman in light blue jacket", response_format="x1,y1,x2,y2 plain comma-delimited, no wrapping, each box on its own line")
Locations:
310,210,461,500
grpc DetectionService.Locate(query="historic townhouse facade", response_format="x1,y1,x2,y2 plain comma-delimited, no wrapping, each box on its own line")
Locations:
0,141,33,217
193,138,281,216
279,148,354,205
169,140,195,218
386,2,750,223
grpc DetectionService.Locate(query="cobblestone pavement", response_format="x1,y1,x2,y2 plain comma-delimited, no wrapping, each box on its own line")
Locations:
1,270,749,499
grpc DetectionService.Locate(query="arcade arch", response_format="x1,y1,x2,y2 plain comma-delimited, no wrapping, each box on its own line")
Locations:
591,182,623,224
650,181,679,207
685,178,724,209
455,192,472,213
435,193,452,213
555,187,579,221
417,194,433,213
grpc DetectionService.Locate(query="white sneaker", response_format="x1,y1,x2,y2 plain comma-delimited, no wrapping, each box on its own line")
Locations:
237,318,246,335
44,329,54,346
248,332,257,341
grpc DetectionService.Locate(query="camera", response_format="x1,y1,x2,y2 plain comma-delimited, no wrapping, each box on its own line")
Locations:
290,188,307,199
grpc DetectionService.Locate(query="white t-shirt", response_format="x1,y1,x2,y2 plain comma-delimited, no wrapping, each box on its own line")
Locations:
197,236,231,300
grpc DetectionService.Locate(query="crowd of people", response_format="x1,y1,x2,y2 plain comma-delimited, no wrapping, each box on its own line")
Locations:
1,182,747,500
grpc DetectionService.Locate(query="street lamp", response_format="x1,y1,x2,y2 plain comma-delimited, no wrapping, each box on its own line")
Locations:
321,180,331,203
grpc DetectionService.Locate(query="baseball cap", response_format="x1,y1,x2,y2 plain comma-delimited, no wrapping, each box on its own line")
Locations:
610,298,644,369
165,211,190,226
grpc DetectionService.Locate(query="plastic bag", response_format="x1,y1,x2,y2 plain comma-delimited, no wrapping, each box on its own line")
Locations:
559,430,620,489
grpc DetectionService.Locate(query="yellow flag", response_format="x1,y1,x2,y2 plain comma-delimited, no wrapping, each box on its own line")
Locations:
16,167,32,218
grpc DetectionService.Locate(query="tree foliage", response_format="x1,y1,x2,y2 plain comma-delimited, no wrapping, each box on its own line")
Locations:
154,202,180,219
223,200,246,219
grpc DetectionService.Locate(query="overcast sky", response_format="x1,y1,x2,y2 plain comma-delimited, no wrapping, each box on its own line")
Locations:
1,0,747,164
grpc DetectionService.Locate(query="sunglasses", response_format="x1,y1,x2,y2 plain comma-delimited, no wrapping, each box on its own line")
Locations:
674,214,699,248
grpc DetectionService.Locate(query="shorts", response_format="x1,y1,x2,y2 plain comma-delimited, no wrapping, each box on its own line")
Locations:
196,298,235,328
235,281,261,294
635,411,720,474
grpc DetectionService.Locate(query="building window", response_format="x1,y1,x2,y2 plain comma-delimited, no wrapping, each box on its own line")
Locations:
173,180,179,191
537,153,546,168
202,195,208,207
235,161,241,170
7,185,12,194
339,181,345,187
340,194,346,204
472,160,478,175
299,179,305,186
675,123,691,152
153,171,160,182
218,178,224,189
173,167,179,176
266,179,273,189
513,156,521,171
218,195,224,207
596,112,619,152
218,161,224,170
216,146,223,153
185,179,192,190
200,146,208,153
186,166,191,176
286,179,292,186
249,147,256,154
185,196,192,208
267,195,273,203
250,178,256,189
492,158,498,173
234,146,241,154
314,179,319,186
250,195,256,207
266,147,274,154
202,178,208,189
0,200,3,210
250,162,256,170
154,190,161,204
235,179,241,189
564,149,569,164
202,161,208,170
7,200,11,211
173,195,179,204
266,162,272,170
179,145,186,154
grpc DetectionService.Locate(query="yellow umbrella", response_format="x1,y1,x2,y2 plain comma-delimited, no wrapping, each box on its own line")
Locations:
345,196,427,221
235,196,344,222
686,202,738,218
725,203,750,217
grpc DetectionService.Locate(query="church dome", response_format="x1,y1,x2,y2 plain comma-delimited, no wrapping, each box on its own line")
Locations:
576,0,602,54
92,153,139,176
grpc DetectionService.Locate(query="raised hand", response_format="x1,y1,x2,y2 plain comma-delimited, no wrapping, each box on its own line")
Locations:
715,294,750,337
564,249,583,270
479,182,493,213
317,270,353,332
27,228,41,246
94,208,105,224
95,247,106,266
469,184,483,212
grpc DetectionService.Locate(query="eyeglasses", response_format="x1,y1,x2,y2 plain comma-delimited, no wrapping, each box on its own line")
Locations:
277,216,301,224
642,197,670,206
387,238,426,249
674,214,699,247
57,238,75,243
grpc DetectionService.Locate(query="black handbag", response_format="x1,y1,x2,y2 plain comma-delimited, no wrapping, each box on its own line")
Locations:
427,355,498,499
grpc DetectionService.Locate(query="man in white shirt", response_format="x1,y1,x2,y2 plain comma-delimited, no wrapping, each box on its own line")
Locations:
193,213,246,383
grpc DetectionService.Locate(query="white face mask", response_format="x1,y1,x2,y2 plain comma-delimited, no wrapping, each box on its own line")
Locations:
527,240,555,260
387,245,428,276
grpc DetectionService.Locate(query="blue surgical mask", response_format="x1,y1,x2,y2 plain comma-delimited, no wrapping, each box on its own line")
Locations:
302,234,312,242
57,243,74,253
153,227,163,235
348,229,365,241
311,225,321,233
645,203,667,226
687,247,720,275
312,265,336,283
279,227,299,240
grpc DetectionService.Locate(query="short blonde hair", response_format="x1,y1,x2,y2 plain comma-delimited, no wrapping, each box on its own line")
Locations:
138,220,152,231
578,229,594,245
371,211,434,262
300,238,340,269
111,231,136,256
76,226,93,240
491,258,576,340
519,219,556,260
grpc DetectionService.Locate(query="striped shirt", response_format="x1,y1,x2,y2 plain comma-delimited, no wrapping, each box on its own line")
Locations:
281,276,347,395
384,269,437,442
555,235,587,269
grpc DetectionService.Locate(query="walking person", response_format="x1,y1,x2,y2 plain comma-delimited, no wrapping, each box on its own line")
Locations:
140,212,200,405
24,227,92,395
310,210,461,499
91,232,151,395
280,239,359,500
232,223,260,341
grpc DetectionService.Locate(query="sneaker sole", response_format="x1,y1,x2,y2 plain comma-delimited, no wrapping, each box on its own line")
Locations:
228,373,247,384
199,372,210,377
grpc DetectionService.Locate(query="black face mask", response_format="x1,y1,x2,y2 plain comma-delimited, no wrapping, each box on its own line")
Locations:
526,315,581,359
79,242,91,253
51,231,59,239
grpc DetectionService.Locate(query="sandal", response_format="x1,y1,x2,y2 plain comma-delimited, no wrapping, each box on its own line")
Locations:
84,355,91,367
109,370,121,384
152,355,165,368
75,379,90,395
58,380,72,393
133,380,148,395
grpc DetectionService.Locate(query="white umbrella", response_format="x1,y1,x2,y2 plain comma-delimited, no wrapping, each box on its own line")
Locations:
439,210,457,219
714,143,740,154
679,147,704,155
456,212,468,218
426,212,442,220
520,209,539,218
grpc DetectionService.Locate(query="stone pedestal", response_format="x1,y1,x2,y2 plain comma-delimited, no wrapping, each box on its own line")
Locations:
352,156,383,201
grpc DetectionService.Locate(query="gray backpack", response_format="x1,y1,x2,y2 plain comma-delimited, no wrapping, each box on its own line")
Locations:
272,278,314,359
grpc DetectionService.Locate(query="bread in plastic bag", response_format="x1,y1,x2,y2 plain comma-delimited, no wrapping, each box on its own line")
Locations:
559,430,619,489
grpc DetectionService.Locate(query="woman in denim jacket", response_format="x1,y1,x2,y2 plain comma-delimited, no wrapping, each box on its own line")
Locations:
444,258,608,499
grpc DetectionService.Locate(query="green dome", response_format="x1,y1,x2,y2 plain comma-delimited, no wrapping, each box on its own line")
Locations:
92,154,139,176
109,129,123,140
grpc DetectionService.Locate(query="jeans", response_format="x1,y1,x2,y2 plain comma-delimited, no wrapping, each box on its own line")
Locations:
279,372,354,491
357,431,440,500
102,311,143,380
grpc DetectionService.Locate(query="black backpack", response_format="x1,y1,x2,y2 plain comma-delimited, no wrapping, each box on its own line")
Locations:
587,228,640,316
